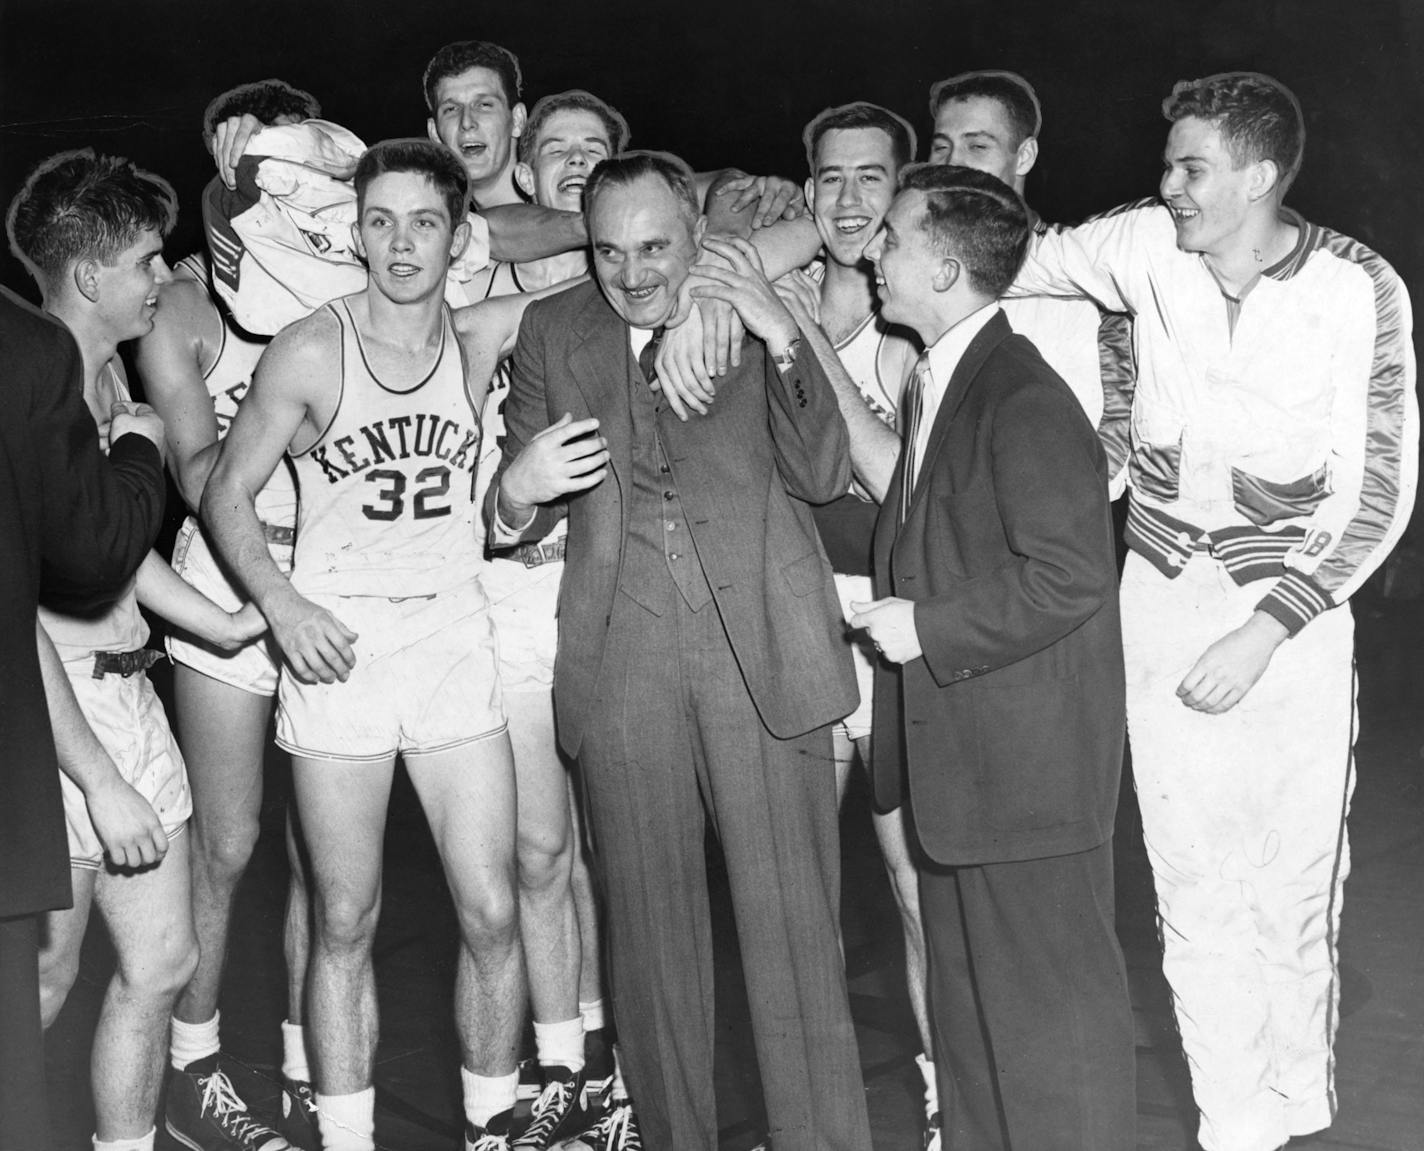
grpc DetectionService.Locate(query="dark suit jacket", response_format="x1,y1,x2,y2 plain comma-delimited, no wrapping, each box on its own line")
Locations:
486,281,856,758
871,311,1124,866
0,286,166,917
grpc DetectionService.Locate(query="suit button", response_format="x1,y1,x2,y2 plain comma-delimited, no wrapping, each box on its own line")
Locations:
669,552,680,561
665,521,676,531
663,490,674,500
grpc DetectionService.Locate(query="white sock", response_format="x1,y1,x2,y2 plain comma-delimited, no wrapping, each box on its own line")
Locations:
282,1019,311,1084
315,1088,375,1151
916,1051,939,1118
170,1012,221,1071
533,1015,586,1072
461,1065,518,1130
93,1128,155,1151
579,997,606,1033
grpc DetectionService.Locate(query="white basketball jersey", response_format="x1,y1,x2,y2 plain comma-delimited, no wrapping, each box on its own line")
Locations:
289,298,482,598
174,254,297,527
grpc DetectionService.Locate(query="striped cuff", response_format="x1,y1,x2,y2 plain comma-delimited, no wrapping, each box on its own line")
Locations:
1255,571,1333,635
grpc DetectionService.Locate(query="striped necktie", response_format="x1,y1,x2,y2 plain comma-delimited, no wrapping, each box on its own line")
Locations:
898,353,930,524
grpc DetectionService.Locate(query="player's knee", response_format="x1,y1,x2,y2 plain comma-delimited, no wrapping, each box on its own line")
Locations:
313,888,381,952
116,923,200,1005
190,810,261,883
456,879,520,950
517,831,574,896
37,951,80,1030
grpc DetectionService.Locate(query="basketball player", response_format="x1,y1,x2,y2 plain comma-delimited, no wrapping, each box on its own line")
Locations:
464,88,637,1151
7,148,266,1151
202,139,580,1151
926,69,1131,434
137,77,326,1151
774,99,941,1149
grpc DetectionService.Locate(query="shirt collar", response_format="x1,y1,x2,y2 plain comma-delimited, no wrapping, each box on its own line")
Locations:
923,302,1001,397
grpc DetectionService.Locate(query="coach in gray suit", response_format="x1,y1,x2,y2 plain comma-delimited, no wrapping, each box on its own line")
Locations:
486,151,870,1151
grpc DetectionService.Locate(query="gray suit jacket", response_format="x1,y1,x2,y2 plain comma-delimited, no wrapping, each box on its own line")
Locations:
486,281,857,757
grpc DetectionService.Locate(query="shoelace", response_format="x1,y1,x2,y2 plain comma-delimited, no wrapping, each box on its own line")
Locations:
198,1070,279,1142
469,1131,510,1151
589,1104,640,1151
520,1077,577,1143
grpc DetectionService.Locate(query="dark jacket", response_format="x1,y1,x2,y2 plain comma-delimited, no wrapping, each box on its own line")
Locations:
0,286,165,916
871,311,1125,865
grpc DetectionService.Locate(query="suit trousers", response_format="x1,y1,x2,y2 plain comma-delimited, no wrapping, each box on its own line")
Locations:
578,584,871,1151
0,914,50,1151
919,840,1135,1151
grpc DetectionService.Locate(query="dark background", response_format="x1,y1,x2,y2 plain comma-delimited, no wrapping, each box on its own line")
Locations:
3,0,1422,302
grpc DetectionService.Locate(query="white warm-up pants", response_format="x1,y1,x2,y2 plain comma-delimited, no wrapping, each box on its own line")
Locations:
1121,551,1356,1151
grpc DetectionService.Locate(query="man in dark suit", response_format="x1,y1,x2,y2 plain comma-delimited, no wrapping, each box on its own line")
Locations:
487,151,871,1151
851,164,1135,1151
0,284,167,1151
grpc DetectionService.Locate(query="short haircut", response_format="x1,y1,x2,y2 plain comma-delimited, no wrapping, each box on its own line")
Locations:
201,79,321,148
584,150,700,231
896,163,1029,298
928,70,1043,146
802,101,918,174
353,139,470,228
518,90,631,166
422,40,523,112
1162,71,1305,195
6,148,178,294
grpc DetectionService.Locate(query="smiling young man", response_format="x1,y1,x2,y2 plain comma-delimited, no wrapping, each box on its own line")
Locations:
928,70,1131,434
203,139,566,1151
464,89,634,1150
1012,72,1418,1151
424,40,528,210
772,99,941,1149
8,149,274,1151
851,163,1136,1151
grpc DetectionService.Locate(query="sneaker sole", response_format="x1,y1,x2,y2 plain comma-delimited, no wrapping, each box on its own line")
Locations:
164,1120,209,1151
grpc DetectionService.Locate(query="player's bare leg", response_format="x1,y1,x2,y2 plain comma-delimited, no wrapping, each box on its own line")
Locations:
507,690,593,1146
42,834,198,1142
171,666,270,1030
406,733,524,1145
291,756,393,1097
280,806,317,1139
835,730,937,1142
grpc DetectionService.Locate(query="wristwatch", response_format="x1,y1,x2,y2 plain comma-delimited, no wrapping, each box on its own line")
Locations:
772,336,802,372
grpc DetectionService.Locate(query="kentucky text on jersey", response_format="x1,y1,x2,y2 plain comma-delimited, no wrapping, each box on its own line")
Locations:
309,413,479,485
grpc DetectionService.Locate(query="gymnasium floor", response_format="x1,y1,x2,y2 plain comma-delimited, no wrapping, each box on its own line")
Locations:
41,593,1424,1150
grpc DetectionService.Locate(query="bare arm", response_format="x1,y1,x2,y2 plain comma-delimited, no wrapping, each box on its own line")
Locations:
135,277,225,511
454,274,588,366
482,203,588,263
202,314,357,683
135,551,266,651
36,621,167,868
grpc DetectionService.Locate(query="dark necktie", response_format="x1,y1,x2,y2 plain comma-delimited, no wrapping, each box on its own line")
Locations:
898,353,930,524
637,327,665,387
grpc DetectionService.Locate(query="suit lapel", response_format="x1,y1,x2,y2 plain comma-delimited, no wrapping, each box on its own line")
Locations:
567,289,635,478
901,311,1013,526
